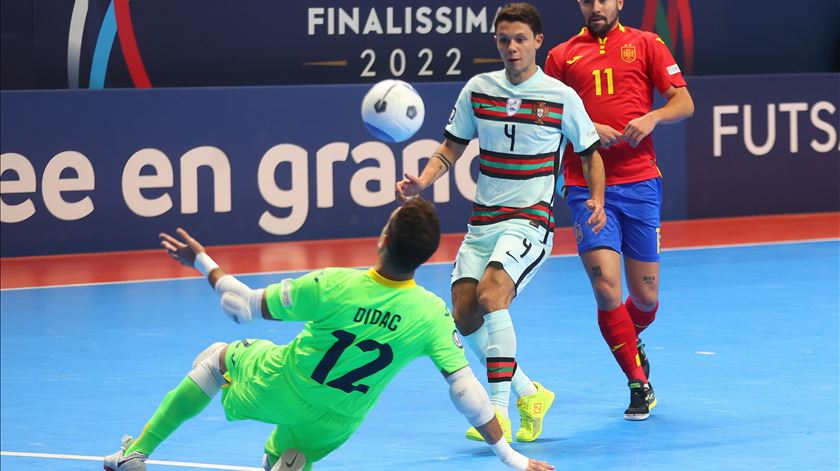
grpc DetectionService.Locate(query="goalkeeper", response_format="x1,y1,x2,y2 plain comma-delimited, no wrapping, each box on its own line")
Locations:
103,198,554,471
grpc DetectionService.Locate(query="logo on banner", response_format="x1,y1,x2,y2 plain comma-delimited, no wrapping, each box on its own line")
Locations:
533,102,548,125
506,98,522,116
621,43,637,63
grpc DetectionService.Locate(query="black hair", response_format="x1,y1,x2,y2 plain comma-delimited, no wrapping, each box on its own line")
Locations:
385,198,441,273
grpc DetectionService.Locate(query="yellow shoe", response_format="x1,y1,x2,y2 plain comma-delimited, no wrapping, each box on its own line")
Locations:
465,411,513,443
515,381,555,442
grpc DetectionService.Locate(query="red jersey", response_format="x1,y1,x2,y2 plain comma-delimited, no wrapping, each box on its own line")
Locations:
545,24,687,186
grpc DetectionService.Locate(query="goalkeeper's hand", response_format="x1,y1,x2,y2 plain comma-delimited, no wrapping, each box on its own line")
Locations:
160,228,206,269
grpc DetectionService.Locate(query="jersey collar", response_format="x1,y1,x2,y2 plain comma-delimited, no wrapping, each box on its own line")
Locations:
581,22,626,39
367,268,416,289
505,66,544,88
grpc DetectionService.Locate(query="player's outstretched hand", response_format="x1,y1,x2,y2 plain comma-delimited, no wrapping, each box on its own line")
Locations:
623,113,658,148
585,198,607,234
594,123,624,148
395,173,424,203
526,458,555,470
159,227,206,268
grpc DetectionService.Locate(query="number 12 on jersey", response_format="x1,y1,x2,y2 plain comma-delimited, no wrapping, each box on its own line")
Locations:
311,329,394,394
592,68,614,96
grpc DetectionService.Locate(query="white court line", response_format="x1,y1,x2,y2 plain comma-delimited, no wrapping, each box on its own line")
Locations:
2,237,837,292
0,451,261,470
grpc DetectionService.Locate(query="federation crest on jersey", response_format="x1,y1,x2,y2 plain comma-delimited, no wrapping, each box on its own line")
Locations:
621,43,637,63
506,98,522,116
533,101,548,125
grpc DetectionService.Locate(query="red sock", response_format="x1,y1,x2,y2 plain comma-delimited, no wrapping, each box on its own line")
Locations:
626,297,658,336
598,305,647,382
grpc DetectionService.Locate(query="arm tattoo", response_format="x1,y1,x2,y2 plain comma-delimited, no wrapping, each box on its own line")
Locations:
643,275,656,285
432,152,452,171
591,265,602,278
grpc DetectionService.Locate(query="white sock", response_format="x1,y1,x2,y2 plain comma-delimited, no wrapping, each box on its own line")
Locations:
465,317,537,398
463,324,489,367
485,309,516,416
513,369,537,397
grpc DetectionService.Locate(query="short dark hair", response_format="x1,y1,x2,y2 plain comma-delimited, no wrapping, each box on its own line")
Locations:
385,198,441,273
494,2,543,36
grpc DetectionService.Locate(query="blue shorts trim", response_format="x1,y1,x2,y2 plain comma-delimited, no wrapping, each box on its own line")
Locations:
565,178,662,262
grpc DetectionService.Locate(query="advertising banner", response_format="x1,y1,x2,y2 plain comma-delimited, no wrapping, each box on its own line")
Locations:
0,83,465,255
3,74,837,256
684,74,839,218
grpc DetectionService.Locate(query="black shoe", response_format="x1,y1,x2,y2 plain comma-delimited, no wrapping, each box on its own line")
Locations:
624,380,657,421
637,338,650,379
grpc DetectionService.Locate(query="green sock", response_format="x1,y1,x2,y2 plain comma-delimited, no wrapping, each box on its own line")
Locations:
125,377,212,456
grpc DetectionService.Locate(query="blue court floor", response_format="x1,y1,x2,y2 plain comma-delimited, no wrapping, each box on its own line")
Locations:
1,241,838,470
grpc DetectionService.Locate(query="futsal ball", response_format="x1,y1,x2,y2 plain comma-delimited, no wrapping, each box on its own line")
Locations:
361,79,425,143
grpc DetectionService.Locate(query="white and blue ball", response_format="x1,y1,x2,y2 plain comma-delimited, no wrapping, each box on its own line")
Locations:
361,79,425,143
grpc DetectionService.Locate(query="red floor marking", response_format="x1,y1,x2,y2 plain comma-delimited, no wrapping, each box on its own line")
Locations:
1,213,837,290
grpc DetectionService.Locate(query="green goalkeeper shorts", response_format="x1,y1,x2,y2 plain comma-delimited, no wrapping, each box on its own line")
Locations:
221,339,364,464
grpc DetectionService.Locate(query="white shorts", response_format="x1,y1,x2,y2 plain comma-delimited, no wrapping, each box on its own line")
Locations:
451,220,553,294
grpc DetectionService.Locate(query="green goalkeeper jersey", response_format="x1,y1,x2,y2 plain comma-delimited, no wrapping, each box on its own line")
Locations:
264,267,468,419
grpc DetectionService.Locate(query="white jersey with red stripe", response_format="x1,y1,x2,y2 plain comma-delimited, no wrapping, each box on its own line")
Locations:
444,67,598,230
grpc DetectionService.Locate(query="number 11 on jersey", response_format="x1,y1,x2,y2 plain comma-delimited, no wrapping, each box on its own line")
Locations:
592,68,614,96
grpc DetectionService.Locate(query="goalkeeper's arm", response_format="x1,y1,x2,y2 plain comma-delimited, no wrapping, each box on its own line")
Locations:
444,367,555,471
194,252,268,324
159,227,270,324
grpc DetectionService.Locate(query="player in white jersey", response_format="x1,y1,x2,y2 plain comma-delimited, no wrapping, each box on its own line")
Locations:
396,2,606,443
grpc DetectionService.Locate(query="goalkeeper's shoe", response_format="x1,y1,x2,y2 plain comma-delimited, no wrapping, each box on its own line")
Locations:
264,449,307,471
515,381,555,442
624,380,657,421
103,435,147,471
465,411,512,443
637,338,650,379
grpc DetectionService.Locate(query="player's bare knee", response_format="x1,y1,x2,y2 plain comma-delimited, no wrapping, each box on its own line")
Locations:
188,342,228,398
452,297,477,321
591,278,622,309
452,280,482,334
476,281,514,314
629,291,658,311
453,309,483,336
476,290,507,315
627,280,658,309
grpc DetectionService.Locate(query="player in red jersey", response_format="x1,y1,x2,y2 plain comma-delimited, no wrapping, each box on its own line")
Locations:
545,0,694,420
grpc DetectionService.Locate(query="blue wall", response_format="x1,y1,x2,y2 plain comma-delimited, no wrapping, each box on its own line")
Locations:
2,74,838,256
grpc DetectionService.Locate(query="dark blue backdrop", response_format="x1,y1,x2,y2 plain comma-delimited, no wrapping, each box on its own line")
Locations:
2,74,838,256
2,0,839,89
